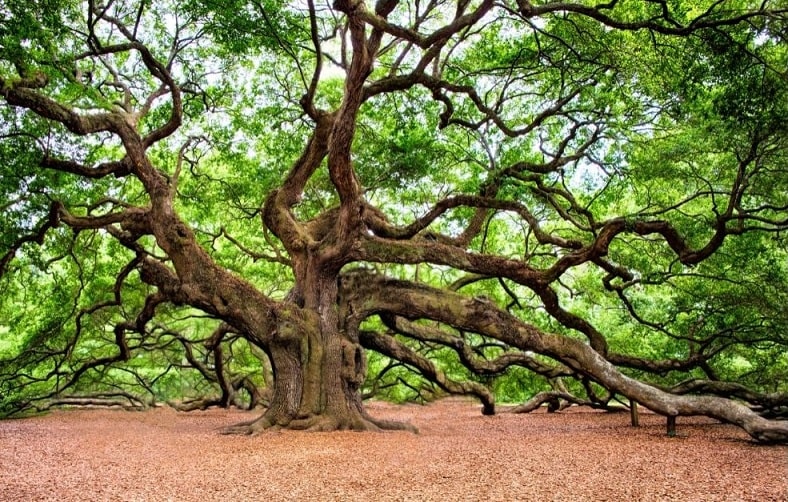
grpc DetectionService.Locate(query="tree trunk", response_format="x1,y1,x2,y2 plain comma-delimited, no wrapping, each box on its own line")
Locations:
224,269,415,434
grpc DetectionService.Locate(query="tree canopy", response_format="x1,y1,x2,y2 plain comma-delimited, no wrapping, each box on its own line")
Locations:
1,0,787,441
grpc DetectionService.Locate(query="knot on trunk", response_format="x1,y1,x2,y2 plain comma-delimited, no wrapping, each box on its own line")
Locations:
340,339,366,386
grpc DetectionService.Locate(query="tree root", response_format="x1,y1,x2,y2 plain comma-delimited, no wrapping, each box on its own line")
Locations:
220,413,280,435
220,409,418,434
363,412,419,433
170,397,223,412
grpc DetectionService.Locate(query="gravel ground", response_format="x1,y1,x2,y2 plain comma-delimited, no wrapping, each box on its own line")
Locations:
0,399,786,501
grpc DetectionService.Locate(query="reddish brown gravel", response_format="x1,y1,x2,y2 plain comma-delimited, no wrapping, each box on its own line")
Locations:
1,398,786,501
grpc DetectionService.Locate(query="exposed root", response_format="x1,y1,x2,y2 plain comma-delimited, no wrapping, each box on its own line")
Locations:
221,409,418,434
288,415,341,431
287,413,411,432
220,413,279,436
363,412,419,433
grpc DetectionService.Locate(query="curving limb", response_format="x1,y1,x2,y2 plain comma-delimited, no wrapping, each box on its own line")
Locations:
341,270,788,443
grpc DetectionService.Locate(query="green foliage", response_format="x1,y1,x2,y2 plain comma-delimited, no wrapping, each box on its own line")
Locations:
1,0,787,417
491,367,551,404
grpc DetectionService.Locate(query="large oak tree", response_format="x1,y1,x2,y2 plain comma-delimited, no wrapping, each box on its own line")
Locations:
1,0,788,441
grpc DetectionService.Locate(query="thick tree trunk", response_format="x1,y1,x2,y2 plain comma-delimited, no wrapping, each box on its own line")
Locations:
224,270,415,434
224,330,414,434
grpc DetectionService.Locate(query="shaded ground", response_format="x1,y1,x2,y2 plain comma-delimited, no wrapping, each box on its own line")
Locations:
0,398,786,501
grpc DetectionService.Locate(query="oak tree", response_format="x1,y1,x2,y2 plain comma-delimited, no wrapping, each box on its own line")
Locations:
1,0,787,441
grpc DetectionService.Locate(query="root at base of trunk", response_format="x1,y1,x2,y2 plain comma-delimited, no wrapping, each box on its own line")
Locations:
220,410,418,435
220,414,280,435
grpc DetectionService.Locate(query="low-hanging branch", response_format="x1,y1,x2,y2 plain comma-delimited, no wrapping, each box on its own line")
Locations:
380,314,573,379
358,329,496,415
341,269,788,442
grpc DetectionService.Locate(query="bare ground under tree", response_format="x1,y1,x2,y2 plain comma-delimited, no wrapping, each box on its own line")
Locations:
0,399,785,501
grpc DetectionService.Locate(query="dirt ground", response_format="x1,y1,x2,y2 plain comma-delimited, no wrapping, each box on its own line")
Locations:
0,399,786,501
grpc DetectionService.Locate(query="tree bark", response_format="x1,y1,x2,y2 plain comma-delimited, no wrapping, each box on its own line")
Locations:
223,268,416,434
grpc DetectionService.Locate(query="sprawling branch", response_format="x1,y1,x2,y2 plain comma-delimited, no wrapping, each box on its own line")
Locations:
359,329,495,414
356,0,494,49
514,0,788,36
664,379,788,417
341,270,788,442
84,6,183,146
1,76,123,135
40,155,132,179
0,202,61,278
381,315,572,379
